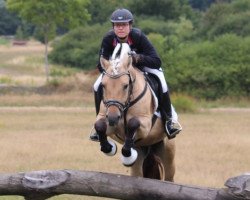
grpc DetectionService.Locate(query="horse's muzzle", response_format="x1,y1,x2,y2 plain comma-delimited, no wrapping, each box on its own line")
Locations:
107,114,120,126
106,106,121,126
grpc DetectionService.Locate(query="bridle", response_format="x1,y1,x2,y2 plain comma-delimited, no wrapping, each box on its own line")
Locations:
102,70,148,116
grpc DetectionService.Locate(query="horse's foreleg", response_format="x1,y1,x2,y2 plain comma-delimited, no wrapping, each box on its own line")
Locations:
121,117,140,166
95,118,117,156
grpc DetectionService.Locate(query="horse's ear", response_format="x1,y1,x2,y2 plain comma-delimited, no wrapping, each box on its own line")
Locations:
126,53,133,69
121,52,132,70
128,54,132,67
100,56,109,71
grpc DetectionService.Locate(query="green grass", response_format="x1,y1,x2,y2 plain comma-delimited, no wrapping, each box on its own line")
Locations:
0,37,9,45
0,76,14,84
0,40,88,88
0,106,249,199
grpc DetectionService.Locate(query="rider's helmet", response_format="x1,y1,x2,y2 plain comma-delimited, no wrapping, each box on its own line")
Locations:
110,8,133,24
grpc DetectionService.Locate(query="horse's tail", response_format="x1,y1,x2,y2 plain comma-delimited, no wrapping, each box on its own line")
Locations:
142,152,165,180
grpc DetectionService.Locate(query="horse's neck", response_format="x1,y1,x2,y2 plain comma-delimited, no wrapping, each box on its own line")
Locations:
133,68,147,95
129,67,154,115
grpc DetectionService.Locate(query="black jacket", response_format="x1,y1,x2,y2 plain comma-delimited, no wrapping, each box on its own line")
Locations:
97,28,161,72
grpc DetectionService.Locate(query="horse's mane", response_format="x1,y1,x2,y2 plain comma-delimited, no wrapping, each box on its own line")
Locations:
111,43,131,60
110,43,131,75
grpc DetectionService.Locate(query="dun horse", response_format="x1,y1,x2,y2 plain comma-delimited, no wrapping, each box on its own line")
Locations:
94,43,175,181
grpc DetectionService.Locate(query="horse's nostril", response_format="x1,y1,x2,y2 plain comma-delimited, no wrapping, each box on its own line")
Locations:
108,118,117,126
107,114,120,126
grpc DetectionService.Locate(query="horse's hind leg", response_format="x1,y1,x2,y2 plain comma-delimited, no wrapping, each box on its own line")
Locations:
130,148,145,177
154,138,176,181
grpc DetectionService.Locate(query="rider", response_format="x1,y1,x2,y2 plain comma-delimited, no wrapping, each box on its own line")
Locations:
90,8,182,141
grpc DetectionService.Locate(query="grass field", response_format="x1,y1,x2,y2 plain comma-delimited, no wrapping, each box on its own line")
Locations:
0,40,249,199
0,106,249,200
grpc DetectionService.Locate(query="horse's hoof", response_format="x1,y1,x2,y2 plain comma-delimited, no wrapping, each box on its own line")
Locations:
104,140,117,156
121,148,138,166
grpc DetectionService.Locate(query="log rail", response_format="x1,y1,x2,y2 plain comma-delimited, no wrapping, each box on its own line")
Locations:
0,170,249,200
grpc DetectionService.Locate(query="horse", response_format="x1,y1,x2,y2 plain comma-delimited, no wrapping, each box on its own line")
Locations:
94,43,175,181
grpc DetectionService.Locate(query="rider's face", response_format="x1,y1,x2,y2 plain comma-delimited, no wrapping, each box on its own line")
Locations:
113,22,131,39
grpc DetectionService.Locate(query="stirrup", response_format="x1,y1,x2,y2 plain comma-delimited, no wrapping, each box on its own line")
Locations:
165,120,182,139
89,127,99,142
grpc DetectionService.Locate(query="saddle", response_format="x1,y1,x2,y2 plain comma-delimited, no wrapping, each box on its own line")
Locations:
144,73,163,122
144,73,162,101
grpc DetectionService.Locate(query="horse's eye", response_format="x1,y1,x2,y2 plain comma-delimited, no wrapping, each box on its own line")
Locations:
123,84,129,90
101,83,105,89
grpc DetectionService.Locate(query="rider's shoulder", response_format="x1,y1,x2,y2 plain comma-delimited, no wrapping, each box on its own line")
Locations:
103,29,116,39
130,28,143,38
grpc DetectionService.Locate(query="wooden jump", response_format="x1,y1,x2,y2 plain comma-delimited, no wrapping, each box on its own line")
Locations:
0,170,249,200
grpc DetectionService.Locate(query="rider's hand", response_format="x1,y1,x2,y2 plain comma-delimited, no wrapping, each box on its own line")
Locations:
131,54,140,66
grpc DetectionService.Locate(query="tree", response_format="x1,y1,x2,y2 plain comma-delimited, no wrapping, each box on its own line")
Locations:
87,0,130,25
0,0,21,35
128,0,193,21
6,0,90,82
0,0,5,7
198,0,250,39
49,23,110,70
188,0,215,11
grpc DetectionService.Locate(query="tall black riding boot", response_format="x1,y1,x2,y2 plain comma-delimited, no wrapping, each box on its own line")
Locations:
89,85,103,141
161,92,182,139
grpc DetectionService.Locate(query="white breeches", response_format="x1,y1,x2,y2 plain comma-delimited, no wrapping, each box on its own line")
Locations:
143,67,168,93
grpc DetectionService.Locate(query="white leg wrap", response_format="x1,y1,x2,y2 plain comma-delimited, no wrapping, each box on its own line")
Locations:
121,148,138,166
105,140,117,156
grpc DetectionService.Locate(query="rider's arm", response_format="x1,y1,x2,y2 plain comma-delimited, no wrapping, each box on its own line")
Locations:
131,29,161,69
97,31,114,72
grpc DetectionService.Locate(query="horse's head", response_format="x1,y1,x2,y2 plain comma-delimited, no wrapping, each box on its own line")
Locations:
100,43,134,126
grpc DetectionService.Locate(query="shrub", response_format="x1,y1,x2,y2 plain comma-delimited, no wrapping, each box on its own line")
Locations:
171,93,197,113
49,23,110,70
198,0,250,39
164,34,250,99
0,37,9,45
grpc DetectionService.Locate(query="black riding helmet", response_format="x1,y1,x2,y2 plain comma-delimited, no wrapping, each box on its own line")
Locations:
110,8,133,23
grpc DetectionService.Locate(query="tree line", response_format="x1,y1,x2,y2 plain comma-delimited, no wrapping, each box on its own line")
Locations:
1,0,249,99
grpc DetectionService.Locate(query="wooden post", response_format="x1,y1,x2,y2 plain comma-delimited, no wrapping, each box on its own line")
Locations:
0,170,249,200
